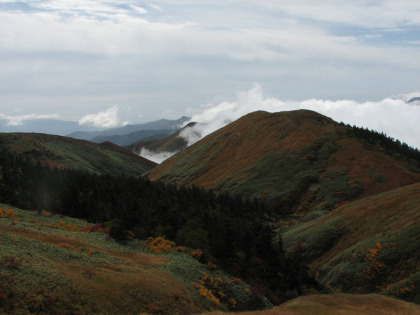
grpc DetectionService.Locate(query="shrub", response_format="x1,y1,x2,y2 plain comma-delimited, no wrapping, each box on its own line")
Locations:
146,236,176,254
0,208,19,221
190,249,204,260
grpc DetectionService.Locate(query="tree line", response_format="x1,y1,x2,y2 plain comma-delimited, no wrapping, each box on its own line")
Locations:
341,123,420,164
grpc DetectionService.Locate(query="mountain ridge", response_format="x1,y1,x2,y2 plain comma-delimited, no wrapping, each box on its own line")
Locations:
68,116,190,141
148,109,420,214
0,132,156,176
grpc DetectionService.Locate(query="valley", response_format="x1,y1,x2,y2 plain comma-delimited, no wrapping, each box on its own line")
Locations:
0,109,419,314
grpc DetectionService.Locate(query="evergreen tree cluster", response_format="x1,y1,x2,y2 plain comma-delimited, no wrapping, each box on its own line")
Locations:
341,123,420,164
0,149,317,305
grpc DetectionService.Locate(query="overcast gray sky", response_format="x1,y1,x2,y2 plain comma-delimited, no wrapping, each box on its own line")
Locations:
1,1,420,147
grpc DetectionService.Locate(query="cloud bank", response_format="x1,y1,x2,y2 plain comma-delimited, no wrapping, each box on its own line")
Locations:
1,1,420,123
78,105,128,128
138,148,178,164
180,85,420,150
0,113,60,126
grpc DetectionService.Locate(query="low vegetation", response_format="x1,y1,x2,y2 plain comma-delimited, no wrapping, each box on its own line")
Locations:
1,110,420,313
0,148,319,307
0,205,263,314
281,182,420,304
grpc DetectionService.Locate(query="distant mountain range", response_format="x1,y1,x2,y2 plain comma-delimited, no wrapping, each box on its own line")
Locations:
68,116,190,142
408,96,420,103
128,122,198,154
0,119,98,136
0,116,190,147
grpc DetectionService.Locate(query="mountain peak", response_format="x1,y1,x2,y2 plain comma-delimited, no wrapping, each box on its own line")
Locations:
148,110,420,214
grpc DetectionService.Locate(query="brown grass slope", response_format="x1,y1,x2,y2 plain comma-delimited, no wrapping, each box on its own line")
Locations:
148,110,420,214
281,182,420,303
0,133,156,176
0,205,258,314
207,294,420,315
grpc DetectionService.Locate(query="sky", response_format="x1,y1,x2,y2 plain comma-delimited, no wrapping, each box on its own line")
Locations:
1,1,420,148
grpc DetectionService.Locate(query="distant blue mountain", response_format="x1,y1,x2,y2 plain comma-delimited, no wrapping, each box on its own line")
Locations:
408,97,420,104
0,116,191,147
67,116,190,142
0,119,100,136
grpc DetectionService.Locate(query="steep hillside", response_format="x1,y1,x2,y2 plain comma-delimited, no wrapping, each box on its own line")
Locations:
281,182,420,303
0,133,156,176
0,205,260,314
148,110,420,215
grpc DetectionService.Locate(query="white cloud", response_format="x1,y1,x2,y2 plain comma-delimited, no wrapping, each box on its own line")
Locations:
254,0,420,29
1,1,419,67
395,91,420,103
138,148,177,164
0,113,60,126
0,0,420,124
78,105,128,128
130,5,148,14
180,85,420,149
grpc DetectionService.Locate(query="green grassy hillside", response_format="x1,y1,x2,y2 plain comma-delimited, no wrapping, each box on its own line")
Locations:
0,133,156,176
148,110,420,215
0,204,261,314
281,182,420,303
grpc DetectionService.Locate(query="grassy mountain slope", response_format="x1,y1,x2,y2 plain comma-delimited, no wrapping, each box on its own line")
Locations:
281,182,420,303
3,205,418,315
0,204,260,314
148,110,420,214
0,133,156,176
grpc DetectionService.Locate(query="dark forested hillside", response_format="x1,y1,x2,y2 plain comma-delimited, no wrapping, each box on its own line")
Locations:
0,149,319,305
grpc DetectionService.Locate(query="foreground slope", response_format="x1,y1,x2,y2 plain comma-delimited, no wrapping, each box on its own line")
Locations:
3,205,418,315
281,182,420,303
0,205,258,314
208,294,420,315
149,110,420,214
0,133,156,176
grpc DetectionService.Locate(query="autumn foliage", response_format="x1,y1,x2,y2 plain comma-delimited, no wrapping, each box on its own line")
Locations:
192,272,241,310
146,236,204,260
146,237,176,254
0,208,19,221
